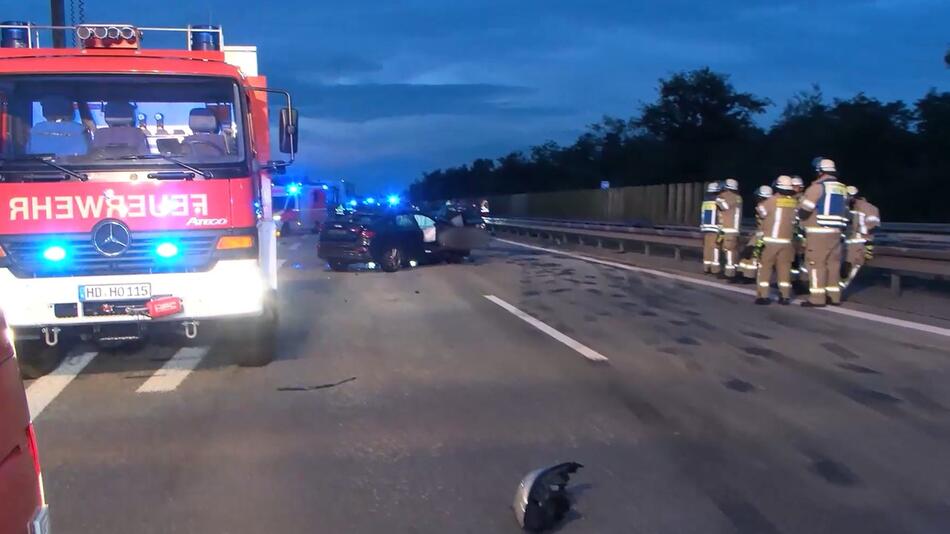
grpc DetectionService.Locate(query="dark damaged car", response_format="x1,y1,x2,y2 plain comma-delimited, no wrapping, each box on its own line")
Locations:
317,209,489,272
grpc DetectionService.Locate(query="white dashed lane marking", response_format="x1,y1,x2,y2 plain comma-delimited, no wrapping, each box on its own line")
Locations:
27,351,98,420
485,295,609,362
136,346,209,393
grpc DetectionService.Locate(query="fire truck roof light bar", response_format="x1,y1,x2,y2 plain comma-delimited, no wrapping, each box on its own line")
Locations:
0,22,224,50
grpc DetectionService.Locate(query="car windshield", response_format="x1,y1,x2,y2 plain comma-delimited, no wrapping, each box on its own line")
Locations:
0,74,245,171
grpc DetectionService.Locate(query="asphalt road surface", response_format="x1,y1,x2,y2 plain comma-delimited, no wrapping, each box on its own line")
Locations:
26,235,950,533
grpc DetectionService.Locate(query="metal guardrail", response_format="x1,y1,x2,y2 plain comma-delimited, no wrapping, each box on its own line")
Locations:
485,216,950,295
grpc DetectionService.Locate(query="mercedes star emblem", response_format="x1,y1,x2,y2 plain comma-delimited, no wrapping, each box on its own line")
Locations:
91,220,132,257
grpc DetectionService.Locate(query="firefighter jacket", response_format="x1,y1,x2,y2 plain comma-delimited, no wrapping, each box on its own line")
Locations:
756,194,798,244
700,196,721,233
716,191,742,235
848,198,881,244
799,175,849,232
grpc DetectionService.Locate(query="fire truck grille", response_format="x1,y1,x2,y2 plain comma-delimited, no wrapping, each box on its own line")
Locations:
1,233,221,278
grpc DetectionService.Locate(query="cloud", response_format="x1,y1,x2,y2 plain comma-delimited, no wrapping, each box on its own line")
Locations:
290,82,570,122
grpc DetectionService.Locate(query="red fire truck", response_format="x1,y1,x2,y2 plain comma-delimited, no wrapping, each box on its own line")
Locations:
0,22,298,377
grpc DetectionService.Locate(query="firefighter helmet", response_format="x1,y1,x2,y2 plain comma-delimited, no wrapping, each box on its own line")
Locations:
705,181,722,193
790,175,804,188
723,178,739,191
756,185,773,198
775,175,795,192
816,158,837,173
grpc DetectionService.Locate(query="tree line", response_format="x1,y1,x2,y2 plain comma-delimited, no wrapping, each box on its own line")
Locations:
409,68,949,222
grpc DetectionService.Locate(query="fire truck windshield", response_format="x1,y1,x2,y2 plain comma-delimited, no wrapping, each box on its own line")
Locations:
0,74,246,175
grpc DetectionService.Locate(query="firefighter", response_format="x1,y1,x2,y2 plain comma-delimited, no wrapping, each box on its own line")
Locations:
700,181,723,273
755,176,798,305
841,185,881,292
739,185,773,278
716,178,743,279
798,158,850,306
788,175,807,282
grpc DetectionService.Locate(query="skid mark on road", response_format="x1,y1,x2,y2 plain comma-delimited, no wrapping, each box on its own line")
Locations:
495,238,950,340
27,351,98,420
485,295,609,362
136,346,209,393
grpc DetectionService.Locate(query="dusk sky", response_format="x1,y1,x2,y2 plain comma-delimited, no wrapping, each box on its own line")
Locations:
11,0,950,194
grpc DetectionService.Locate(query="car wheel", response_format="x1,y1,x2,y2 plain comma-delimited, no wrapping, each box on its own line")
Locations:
231,306,277,367
381,247,402,272
15,339,67,379
329,261,349,272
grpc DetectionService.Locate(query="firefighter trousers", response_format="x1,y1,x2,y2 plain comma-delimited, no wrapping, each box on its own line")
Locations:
842,241,867,287
721,233,739,277
805,231,843,305
756,242,793,299
703,233,720,273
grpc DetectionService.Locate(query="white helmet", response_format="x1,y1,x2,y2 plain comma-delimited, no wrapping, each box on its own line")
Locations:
705,181,722,193
817,158,837,173
756,185,773,198
775,175,795,192
846,185,858,196
724,178,739,191
790,175,804,187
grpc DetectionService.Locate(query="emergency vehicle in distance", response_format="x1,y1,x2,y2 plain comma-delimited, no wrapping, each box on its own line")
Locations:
272,178,340,235
0,22,299,377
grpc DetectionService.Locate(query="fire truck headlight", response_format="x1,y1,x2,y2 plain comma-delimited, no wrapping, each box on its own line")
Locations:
42,245,68,263
155,242,180,259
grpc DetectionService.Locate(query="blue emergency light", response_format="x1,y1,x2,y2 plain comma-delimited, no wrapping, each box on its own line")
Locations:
190,25,221,51
42,245,67,263
387,195,400,206
287,183,302,196
348,199,358,207
155,242,180,259
364,197,376,205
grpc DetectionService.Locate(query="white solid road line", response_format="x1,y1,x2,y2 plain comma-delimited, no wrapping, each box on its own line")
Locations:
485,295,609,362
136,346,209,393
27,351,98,420
496,238,950,340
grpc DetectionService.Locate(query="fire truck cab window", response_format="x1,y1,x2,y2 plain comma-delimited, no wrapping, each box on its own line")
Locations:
26,96,90,156
0,74,246,172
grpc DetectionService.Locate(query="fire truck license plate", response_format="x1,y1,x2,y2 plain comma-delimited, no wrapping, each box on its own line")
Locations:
79,283,152,302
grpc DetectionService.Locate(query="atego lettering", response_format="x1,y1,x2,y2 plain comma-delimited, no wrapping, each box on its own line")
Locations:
8,194,209,221
186,217,229,226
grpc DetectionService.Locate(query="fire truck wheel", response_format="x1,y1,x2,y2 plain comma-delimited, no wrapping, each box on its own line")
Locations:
381,247,402,273
15,340,67,379
233,308,277,367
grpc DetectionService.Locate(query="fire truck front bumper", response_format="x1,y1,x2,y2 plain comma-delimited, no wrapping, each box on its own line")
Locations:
0,259,267,329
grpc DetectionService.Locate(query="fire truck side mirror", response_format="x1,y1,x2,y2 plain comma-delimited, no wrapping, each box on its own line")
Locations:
279,108,299,155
